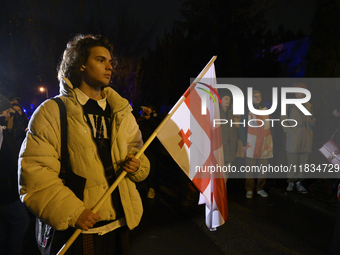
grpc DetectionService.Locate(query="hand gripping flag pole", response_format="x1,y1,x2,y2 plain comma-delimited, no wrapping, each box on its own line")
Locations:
57,56,217,255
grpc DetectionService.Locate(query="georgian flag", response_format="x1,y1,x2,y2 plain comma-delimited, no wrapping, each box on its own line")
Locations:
157,62,228,230
246,111,273,159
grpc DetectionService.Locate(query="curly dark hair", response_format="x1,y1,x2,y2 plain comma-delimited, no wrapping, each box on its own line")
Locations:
57,34,115,88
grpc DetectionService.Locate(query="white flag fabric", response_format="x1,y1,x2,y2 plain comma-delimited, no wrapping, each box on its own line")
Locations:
246,111,273,159
157,63,228,230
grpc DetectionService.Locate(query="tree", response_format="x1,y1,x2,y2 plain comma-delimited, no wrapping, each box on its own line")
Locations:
145,0,282,109
135,56,147,106
1,0,156,108
305,0,340,77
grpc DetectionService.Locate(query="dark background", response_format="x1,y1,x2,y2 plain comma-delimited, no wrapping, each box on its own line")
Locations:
1,0,340,117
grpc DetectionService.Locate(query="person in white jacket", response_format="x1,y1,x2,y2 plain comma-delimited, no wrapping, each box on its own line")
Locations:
19,34,150,254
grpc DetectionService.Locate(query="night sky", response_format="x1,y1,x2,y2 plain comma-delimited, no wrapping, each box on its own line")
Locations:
0,0,315,112
1,0,183,109
264,0,315,35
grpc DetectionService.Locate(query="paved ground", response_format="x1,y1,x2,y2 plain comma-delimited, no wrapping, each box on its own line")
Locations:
22,177,338,255
130,178,337,255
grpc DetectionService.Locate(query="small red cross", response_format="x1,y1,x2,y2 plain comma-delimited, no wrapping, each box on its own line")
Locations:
264,144,271,152
178,129,192,149
246,142,251,150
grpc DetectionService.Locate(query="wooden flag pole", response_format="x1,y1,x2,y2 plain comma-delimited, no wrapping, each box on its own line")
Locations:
57,55,217,255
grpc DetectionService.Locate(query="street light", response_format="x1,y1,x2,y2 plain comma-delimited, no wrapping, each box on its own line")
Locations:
39,87,49,99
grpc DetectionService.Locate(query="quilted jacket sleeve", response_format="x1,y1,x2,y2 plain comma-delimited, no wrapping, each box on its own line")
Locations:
125,113,150,183
18,99,85,230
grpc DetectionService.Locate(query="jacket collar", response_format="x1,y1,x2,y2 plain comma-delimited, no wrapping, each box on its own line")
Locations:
74,88,107,111
59,77,131,115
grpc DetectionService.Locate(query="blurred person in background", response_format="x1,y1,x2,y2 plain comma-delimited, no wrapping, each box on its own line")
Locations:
219,91,237,166
137,105,160,199
281,83,315,194
0,93,29,255
240,90,273,198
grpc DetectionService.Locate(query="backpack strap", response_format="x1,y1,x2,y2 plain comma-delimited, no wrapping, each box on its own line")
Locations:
52,97,68,181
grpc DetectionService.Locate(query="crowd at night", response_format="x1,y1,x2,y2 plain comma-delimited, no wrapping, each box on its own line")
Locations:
1,0,340,254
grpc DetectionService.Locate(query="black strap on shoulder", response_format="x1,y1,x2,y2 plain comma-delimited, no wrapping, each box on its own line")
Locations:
52,97,68,181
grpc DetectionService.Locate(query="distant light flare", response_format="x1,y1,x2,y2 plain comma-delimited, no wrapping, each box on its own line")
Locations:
39,87,49,99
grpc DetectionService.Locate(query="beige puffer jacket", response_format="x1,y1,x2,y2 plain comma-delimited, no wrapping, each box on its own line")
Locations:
19,78,150,231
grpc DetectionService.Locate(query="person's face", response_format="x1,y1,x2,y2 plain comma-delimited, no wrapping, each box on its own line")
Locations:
142,107,152,120
81,46,113,88
253,93,262,104
12,105,22,115
222,95,231,108
1,108,11,121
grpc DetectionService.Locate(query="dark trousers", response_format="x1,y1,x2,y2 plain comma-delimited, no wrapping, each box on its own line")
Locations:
0,200,30,255
65,226,129,255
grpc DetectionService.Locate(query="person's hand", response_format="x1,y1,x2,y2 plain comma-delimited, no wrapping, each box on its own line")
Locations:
75,209,100,231
243,146,247,155
123,155,140,173
332,109,340,117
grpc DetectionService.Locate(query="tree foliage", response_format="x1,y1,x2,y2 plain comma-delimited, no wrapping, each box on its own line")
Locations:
305,0,340,77
144,0,282,108
0,0,155,107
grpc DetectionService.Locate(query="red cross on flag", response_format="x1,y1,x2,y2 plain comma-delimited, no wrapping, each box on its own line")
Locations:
246,112,273,159
157,58,228,231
